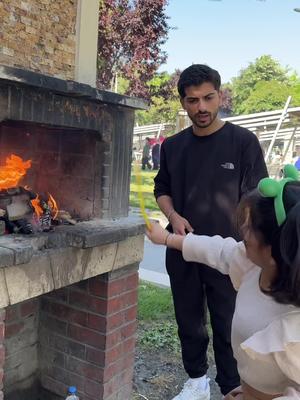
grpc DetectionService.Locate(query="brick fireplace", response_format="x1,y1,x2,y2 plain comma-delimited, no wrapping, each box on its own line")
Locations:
0,1,147,397
0,65,145,400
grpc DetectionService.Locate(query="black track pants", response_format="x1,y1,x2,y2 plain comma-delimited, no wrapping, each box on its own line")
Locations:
166,247,240,395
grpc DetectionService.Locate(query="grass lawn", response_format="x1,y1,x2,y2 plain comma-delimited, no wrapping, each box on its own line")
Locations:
138,281,213,353
138,281,180,352
130,169,159,211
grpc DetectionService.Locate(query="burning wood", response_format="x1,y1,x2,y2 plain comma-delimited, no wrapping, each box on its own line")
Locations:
0,154,76,234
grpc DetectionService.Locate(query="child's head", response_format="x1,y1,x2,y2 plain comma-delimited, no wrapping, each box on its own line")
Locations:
238,181,300,307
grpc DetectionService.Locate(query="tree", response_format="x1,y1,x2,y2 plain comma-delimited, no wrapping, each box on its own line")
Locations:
97,0,170,99
240,80,291,114
231,55,290,114
135,70,181,125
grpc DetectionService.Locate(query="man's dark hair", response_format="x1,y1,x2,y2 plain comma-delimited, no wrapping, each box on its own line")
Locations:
237,182,300,307
177,64,221,98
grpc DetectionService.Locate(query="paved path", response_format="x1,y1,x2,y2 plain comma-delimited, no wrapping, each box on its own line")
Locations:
139,238,170,287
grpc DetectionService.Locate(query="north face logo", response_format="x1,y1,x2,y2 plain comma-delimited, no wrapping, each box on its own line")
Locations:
221,162,235,170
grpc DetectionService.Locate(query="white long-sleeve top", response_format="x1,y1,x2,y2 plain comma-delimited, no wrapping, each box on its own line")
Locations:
182,234,300,399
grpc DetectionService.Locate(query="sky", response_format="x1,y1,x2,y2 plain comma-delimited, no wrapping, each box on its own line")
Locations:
158,0,300,84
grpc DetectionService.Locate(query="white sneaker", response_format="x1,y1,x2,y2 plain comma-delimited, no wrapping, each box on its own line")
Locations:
172,377,210,400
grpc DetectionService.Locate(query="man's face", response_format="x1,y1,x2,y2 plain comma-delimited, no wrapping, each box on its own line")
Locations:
180,82,222,129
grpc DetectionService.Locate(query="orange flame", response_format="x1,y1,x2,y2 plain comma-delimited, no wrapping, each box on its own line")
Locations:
31,195,44,219
48,193,58,219
31,193,59,220
0,154,31,190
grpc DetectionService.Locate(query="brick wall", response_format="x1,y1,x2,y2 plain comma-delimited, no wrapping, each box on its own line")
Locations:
0,0,77,80
0,264,139,400
0,121,105,220
4,300,39,400
39,264,138,400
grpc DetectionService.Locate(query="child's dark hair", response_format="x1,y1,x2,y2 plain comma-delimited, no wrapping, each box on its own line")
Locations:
238,181,300,307
177,64,221,98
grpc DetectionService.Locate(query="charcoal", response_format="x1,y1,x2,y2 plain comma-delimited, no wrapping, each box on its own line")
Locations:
14,219,34,234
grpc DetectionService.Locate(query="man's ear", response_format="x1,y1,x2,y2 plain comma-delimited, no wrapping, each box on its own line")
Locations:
218,90,223,106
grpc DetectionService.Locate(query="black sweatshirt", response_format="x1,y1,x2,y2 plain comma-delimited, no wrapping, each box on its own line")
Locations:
154,122,268,239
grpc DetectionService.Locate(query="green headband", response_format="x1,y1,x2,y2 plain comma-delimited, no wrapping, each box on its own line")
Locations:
258,164,299,226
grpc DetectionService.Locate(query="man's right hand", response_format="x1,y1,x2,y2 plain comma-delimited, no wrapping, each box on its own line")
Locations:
169,212,193,235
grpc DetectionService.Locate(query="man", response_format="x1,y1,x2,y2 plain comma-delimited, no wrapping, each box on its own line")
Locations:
152,141,161,170
154,64,268,400
142,137,152,170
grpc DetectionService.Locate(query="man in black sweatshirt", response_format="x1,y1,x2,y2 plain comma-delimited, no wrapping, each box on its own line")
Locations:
154,64,268,400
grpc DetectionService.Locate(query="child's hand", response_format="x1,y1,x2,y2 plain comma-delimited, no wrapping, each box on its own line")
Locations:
146,221,169,245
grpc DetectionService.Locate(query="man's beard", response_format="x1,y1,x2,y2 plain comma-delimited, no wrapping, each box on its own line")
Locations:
189,110,218,128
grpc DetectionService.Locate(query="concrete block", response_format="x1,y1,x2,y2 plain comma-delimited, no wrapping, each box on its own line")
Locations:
49,247,85,290
0,269,9,308
4,253,54,305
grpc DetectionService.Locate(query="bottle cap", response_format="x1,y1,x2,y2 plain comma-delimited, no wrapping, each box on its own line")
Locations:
68,386,77,394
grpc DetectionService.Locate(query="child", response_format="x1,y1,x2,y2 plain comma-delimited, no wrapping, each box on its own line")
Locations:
146,165,300,400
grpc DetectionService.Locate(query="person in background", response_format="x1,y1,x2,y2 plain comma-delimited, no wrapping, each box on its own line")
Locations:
152,141,161,170
154,64,268,400
142,137,151,170
147,165,300,400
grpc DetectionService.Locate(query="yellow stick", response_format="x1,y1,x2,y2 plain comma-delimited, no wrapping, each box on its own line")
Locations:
133,163,151,230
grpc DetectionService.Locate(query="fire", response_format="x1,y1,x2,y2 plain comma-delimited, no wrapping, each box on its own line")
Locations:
31,195,44,219
1,154,59,221
30,193,59,220
0,154,31,190
48,193,59,219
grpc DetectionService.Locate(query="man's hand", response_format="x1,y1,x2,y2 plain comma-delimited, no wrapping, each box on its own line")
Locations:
169,212,193,235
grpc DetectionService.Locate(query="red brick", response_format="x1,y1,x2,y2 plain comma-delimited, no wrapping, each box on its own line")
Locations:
20,299,39,318
114,383,133,400
125,273,139,291
105,328,121,349
50,303,88,326
5,321,24,338
122,290,138,309
41,315,68,336
106,311,124,331
48,365,85,392
45,288,69,302
0,346,5,366
106,297,122,315
102,368,134,399
73,280,89,291
117,367,134,386
121,336,136,355
87,313,106,332
105,343,122,364
124,305,137,323
40,375,68,397
106,278,127,297
121,321,137,341
86,347,105,365
104,353,135,382
49,335,86,360
65,356,103,381
4,305,19,322
107,290,137,315
0,324,4,342
88,279,107,297
67,324,105,349
41,298,51,313
0,311,5,323
69,291,107,314
84,379,103,397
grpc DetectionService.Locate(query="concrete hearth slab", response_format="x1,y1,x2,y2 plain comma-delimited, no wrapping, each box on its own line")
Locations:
0,216,145,267
0,216,145,306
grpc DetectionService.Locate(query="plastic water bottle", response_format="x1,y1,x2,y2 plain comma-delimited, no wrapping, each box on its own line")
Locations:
65,386,79,400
